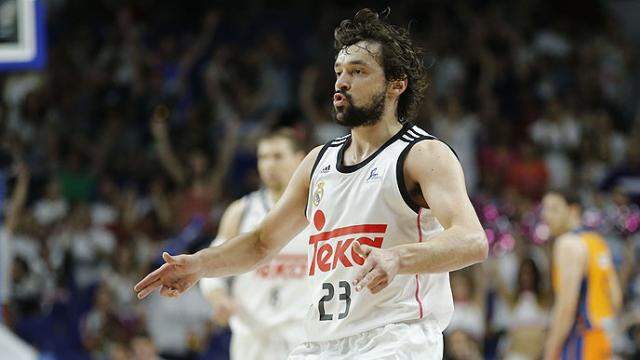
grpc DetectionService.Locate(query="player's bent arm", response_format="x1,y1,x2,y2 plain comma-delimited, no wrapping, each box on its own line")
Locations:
214,198,245,244
192,146,320,278
608,265,623,313
394,140,488,274
544,235,587,360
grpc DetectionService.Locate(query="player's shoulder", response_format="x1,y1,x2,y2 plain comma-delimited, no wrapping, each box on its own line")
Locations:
304,144,326,169
401,124,456,159
404,135,460,177
408,138,455,158
224,197,247,219
554,232,587,256
308,144,326,157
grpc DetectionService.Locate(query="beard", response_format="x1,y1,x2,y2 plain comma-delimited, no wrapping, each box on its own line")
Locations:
333,88,386,128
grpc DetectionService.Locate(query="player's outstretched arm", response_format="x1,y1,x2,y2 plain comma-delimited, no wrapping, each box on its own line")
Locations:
353,140,488,293
134,146,321,300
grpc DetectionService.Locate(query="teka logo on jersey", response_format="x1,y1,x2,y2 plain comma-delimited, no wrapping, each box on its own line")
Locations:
308,209,387,275
256,254,307,279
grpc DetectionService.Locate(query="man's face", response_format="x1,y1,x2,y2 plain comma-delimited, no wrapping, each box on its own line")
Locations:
541,193,571,237
257,137,303,191
333,41,388,127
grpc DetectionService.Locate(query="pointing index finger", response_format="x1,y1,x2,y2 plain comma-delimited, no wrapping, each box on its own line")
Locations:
134,263,168,292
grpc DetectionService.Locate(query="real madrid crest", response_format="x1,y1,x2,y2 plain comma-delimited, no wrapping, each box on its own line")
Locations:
312,181,324,207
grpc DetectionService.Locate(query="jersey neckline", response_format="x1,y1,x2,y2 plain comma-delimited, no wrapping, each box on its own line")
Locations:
336,122,411,174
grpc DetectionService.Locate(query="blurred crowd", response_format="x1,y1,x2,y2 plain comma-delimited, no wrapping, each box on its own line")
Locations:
0,0,639,359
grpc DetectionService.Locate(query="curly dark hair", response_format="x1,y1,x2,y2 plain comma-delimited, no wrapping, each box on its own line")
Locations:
334,8,428,122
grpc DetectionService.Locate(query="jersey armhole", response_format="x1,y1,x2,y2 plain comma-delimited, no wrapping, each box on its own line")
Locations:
396,137,459,214
237,196,250,234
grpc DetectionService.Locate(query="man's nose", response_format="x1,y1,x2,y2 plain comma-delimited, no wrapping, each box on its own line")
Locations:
335,73,350,92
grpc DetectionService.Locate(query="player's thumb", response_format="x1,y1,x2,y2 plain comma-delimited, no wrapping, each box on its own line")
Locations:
353,242,371,258
163,252,184,265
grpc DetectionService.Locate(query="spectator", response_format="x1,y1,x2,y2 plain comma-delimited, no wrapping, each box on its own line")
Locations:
506,142,549,200
432,96,481,192
447,268,485,341
32,177,68,227
48,203,116,290
493,257,551,360
529,99,580,189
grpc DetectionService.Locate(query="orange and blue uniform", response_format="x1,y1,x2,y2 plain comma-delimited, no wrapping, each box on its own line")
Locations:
552,229,616,360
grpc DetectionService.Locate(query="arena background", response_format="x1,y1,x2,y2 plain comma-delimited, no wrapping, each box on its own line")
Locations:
1,0,640,359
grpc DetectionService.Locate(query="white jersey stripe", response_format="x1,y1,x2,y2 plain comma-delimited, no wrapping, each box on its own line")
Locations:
407,129,421,139
412,126,430,137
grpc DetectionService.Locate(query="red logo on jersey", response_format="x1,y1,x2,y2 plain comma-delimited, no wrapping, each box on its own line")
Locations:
255,254,307,279
308,209,387,275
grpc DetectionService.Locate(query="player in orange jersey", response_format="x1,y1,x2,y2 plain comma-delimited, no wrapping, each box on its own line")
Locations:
542,189,622,360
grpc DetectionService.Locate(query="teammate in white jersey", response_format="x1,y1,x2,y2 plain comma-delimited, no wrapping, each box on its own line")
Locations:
199,129,307,360
135,8,488,359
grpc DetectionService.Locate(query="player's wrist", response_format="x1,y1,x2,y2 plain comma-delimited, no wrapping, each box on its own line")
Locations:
390,246,409,274
193,250,210,278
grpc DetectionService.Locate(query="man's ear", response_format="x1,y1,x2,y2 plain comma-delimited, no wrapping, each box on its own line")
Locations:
389,79,408,97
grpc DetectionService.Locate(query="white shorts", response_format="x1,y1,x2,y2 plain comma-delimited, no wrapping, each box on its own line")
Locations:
288,321,443,360
231,331,297,360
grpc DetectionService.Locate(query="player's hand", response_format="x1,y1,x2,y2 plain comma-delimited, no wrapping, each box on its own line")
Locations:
352,242,400,294
150,106,169,139
134,252,203,299
211,294,237,327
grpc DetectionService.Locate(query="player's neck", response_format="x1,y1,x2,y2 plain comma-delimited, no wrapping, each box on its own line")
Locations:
348,113,402,161
560,216,582,235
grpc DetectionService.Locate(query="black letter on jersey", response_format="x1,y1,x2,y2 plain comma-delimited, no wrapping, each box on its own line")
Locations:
338,281,351,319
318,282,352,321
319,283,334,321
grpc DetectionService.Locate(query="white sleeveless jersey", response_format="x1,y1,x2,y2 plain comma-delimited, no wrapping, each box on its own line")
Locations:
304,123,454,342
228,189,309,340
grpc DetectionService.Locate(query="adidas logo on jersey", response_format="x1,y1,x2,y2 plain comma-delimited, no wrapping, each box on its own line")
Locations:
308,209,387,275
320,164,331,173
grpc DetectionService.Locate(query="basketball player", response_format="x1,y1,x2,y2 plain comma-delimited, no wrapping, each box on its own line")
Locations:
199,129,307,360
135,9,488,359
541,190,622,360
